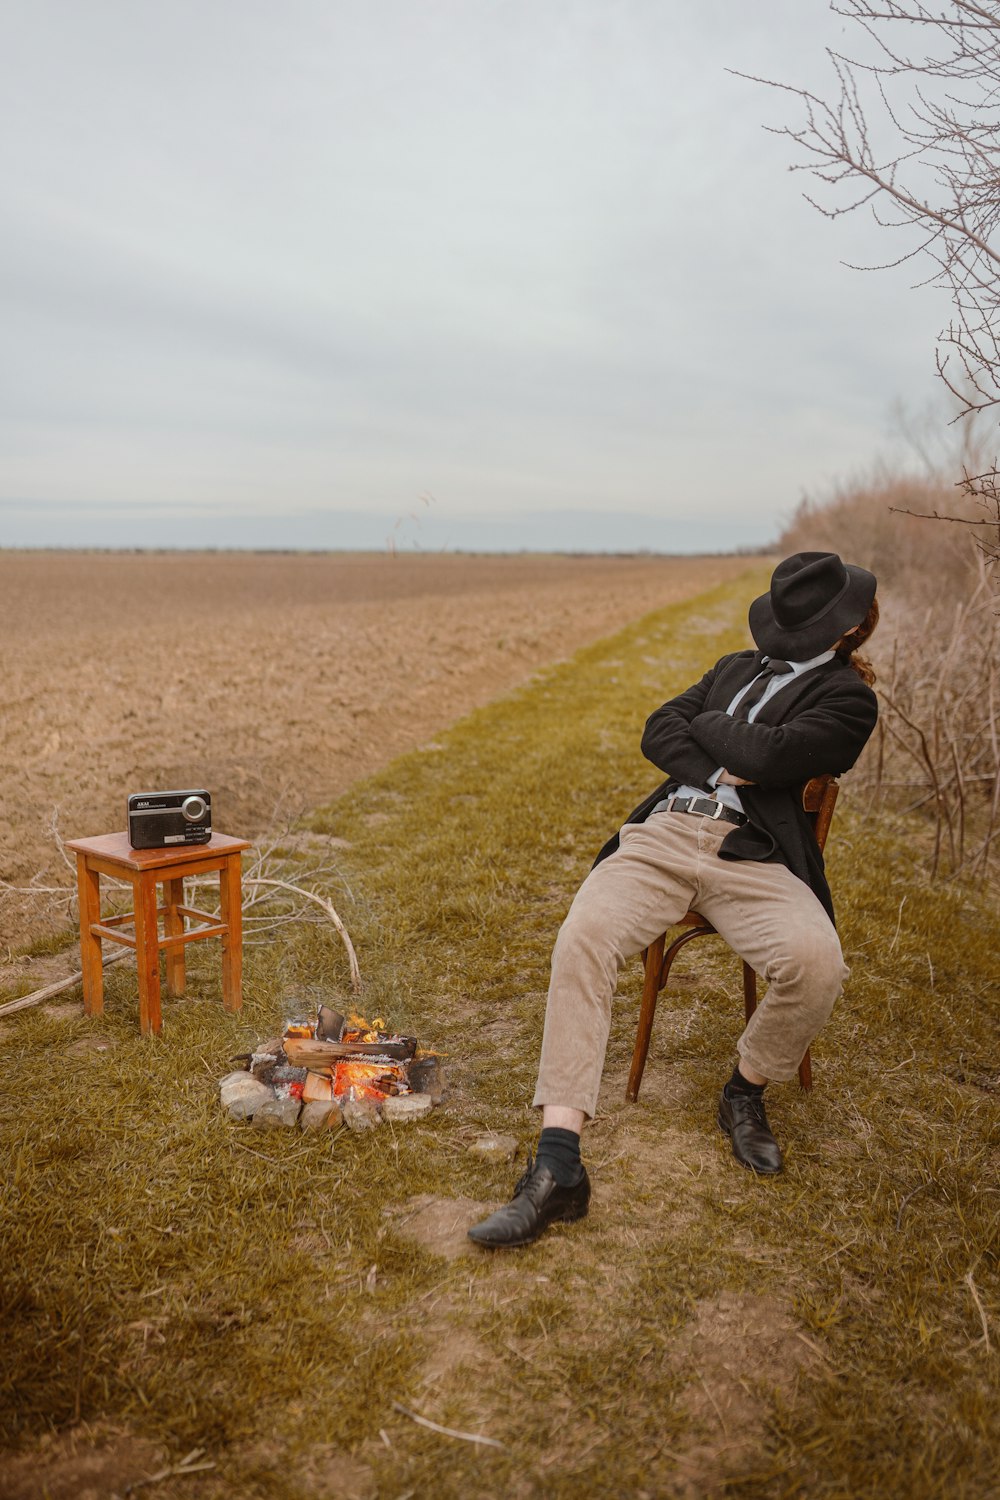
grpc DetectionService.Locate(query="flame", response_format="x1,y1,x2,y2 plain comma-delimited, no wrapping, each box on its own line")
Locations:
343,1011,388,1045
333,1060,408,1101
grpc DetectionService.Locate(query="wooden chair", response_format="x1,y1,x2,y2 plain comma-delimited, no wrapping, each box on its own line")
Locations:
625,776,839,1102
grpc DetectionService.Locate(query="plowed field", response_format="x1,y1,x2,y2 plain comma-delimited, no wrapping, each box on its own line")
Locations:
1,550,753,946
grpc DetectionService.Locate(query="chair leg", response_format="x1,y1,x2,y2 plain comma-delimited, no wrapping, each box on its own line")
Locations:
742,961,757,1024
627,926,713,1102
626,934,664,1102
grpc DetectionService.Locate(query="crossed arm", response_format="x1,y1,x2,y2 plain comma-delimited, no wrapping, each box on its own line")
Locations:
641,658,879,791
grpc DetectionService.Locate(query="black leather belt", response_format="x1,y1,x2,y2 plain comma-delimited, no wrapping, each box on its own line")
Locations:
659,794,747,827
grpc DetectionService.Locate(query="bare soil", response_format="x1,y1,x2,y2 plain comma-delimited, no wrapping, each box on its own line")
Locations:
0,550,751,949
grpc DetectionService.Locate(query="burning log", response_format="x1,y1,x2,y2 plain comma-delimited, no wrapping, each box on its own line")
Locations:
316,1005,346,1042
302,1071,333,1103
282,1036,417,1068
407,1054,445,1103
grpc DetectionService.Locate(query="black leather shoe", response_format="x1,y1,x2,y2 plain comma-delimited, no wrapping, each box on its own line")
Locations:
717,1087,783,1175
467,1154,591,1248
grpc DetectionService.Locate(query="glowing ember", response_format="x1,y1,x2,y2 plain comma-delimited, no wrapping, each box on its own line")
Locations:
333,1060,408,1101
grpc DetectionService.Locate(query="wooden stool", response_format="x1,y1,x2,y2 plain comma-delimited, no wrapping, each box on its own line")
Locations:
64,832,251,1036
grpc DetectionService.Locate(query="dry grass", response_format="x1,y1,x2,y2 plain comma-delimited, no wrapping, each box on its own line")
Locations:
2,569,998,1498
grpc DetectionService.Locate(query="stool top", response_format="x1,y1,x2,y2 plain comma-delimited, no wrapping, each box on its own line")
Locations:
65,831,252,870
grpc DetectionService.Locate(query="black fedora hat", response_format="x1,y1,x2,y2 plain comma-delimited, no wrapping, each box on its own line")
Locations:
749,552,877,659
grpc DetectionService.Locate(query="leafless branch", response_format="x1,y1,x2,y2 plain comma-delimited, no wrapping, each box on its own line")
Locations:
751,1,1000,549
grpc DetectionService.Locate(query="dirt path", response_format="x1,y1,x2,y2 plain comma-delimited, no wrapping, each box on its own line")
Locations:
0,551,753,947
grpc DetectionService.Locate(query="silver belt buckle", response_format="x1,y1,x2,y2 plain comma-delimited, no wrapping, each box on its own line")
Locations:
707,798,725,820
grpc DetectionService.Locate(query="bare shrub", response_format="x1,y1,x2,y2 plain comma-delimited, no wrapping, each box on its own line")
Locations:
752,2,1000,567
779,483,1000,880
781,471,983,597
870,559,1000,878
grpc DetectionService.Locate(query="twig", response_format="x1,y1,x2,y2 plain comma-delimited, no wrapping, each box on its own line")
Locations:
698,1375,729,1436
228,1139,276,1162
895,1179,935,1232
816,1232,862,1266
964,1269,992,1351
124,1447,216,1493
245,877,361,991
48,806,76,874
391,1401,506,1450
229,1139,321,1163
0,949,132,1016
794,1330,833,1364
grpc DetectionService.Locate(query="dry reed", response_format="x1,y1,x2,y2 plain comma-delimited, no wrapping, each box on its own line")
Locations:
781,473,1000,883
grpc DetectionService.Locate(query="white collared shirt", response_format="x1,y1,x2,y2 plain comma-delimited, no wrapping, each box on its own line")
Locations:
666,649,836,814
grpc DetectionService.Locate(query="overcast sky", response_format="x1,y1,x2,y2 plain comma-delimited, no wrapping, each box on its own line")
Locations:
0,0,949,551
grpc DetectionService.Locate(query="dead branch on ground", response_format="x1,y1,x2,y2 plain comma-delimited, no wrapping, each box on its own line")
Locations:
0,950,132,1017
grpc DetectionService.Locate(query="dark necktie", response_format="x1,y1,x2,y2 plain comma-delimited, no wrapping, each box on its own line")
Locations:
732,658,793,722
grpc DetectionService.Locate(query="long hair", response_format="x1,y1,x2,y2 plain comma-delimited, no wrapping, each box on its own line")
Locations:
833,596,879,686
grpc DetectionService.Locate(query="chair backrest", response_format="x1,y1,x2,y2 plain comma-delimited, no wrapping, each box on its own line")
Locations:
801,775,839,852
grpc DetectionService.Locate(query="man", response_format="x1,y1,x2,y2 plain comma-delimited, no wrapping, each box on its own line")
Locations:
469,552,879,1249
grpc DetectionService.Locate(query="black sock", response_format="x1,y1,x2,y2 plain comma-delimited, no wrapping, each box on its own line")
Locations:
535,1127,584,1186
725,1063,766,1099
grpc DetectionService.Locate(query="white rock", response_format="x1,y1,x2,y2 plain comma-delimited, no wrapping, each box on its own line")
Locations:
300,1100,343,1132
382,1093,434,1123
468,1134,518,1160
219,1070,251,1091
342,1098,382,1132
221,1076,273,1120
252,1095,302,1129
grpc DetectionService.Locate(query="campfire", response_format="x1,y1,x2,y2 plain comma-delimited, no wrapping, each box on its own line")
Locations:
219,1004,444,1132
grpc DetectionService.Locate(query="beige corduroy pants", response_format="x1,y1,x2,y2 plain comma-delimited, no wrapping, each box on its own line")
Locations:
532,810,848,1119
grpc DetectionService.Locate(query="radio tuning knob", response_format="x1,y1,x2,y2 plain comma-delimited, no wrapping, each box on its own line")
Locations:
181,795,207,822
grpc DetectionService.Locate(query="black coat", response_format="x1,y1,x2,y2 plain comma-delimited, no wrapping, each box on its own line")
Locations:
593,649,879,925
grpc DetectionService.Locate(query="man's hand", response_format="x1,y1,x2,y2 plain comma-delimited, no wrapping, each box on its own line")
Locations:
717,769,755,787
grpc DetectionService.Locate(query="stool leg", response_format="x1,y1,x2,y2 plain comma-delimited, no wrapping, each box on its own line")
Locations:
219,852,243,1013
798,1049,813,1091
134,872,163,1036
164,877,186,996
76,854,104,1017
